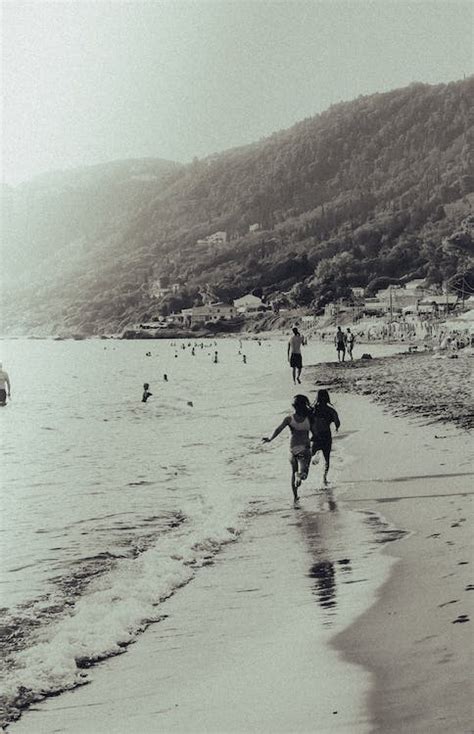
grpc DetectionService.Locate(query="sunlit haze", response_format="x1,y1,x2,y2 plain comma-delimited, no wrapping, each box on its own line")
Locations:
2,0,473,185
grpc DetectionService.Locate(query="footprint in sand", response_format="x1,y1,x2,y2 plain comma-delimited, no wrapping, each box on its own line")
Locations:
458,561,469,565
465,584,474,591
452,614,470,624
439,599,459,608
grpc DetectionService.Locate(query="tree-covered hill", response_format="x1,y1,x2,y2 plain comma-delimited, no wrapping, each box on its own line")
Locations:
1,78,473,335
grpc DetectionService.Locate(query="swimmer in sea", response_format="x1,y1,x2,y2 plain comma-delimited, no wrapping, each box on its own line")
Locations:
310,389,340,486
0,362,11,406
142,383,152,402
262,394,312,503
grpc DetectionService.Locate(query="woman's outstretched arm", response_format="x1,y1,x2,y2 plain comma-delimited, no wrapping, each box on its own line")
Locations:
262,416,290,443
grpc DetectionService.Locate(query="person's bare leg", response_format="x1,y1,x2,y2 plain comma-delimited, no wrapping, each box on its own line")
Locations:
290,457,299,500
321,445,331,486
296,367,302,384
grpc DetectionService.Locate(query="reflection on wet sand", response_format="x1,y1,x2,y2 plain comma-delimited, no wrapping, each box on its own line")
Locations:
308,560,336,610
296,490,357,624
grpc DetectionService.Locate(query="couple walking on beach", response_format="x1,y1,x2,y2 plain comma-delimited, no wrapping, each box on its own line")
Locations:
262,390,340,502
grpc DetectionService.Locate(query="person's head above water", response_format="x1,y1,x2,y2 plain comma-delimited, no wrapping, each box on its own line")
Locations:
143,383,149,390
315,388,331,406
292,394,311,416
292,327,299,335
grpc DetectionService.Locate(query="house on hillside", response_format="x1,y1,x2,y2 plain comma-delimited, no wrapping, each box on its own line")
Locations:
324,301,364,318
404,279,426,295
196,231,227,247
181,302,236,326
350,287,365,299
234,294,263,313
150,279,181,298
249,223,261,233
402,294,458,315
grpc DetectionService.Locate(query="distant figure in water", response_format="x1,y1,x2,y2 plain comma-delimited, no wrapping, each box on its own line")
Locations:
192,347,195,355
146,351,152,357
288,327,304,384
310,389,340,486
213,351,218,363
142,383,152,402
163,374,168,382
262,394,312,503
243,354,247,364
335,326,346,362
0,362,11,406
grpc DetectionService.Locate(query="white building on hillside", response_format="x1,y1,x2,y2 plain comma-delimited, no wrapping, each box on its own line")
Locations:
181,302,235,326
234,294,263,313
196,231,227,247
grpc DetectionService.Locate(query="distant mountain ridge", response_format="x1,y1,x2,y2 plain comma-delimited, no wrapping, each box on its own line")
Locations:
1,78,473,335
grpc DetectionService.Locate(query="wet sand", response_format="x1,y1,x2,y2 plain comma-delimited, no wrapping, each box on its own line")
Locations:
9,390,473,733
9,490,386,734
331,394,473,734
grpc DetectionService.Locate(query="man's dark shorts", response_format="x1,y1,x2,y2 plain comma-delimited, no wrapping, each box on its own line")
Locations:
290,353,302,369
0,389,6,404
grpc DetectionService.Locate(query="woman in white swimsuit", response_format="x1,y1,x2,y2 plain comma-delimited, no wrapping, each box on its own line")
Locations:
262,394,312,502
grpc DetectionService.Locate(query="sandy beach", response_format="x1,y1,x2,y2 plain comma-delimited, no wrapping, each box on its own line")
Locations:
310,349,474,429
9,347,473,733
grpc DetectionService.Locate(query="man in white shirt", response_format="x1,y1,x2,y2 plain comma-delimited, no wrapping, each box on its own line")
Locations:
287,327,304,384
0,362,11,406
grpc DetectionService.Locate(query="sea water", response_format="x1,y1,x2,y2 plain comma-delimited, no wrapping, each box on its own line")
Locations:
0,336,402,724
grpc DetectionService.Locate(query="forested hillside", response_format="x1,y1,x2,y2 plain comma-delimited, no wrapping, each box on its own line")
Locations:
1,78,473,335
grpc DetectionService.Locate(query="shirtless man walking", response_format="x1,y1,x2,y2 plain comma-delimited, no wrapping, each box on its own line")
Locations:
0,363,11,406
288,327,304,384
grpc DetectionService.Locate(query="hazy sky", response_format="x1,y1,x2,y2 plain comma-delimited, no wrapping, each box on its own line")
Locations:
2,0,473,184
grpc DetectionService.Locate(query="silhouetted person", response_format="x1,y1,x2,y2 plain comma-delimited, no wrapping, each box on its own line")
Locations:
142,383,152,402
0,362,11,406
346,328,355,360
310,389,340,486
288,327,304,384
335,326,346,362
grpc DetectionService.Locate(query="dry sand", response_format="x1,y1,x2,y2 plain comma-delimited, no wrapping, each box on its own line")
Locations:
9,366,473,733
310,350,474,429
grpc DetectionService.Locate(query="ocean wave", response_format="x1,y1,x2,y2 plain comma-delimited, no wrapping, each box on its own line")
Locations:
1,513,241,727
